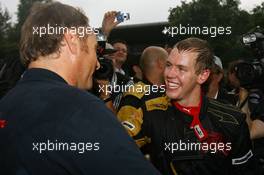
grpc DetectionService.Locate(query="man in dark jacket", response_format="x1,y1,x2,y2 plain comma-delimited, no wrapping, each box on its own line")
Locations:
0,2,160,175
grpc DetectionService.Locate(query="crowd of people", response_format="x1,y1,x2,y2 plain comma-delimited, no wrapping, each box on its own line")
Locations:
0,1,263,175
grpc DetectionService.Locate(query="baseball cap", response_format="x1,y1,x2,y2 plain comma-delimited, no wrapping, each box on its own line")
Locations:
103,43,117,55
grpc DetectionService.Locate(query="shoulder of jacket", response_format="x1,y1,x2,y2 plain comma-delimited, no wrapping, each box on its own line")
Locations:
207,98,245,126
145,95,171,111
123,81,149,99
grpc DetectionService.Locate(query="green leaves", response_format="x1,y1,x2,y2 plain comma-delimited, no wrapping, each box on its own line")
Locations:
0,0,51,60
168,0,263,65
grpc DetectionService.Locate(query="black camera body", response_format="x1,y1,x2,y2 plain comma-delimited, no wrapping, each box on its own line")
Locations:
93,33,114,80
236,27,264,90
94,57,114,80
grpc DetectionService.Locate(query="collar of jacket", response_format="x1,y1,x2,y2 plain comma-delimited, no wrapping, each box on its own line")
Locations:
20,68,68,85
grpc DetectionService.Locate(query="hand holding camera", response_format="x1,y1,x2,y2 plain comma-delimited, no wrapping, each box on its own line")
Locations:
95,11,130,80
102,11,130,37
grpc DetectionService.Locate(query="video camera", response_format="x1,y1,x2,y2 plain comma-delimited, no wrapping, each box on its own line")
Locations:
93,11,130,80
235,26,264,90
93,33,114,80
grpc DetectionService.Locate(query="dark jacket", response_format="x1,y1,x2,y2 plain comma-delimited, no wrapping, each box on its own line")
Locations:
118,91,260,175
0,68,160,175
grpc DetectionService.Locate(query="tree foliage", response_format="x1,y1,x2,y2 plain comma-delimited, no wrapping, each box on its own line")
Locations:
252,2,264,27
168,0,264,65
0,0,51,60
0,4,11,40
0,3,15,59
15,0,52,42
1,0,264,66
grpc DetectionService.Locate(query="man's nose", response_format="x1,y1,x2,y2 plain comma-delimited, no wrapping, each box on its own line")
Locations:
166,67,179,78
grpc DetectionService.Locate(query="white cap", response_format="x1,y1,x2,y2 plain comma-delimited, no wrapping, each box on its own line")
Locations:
105,43,114,50
214,56,223,69
103,43,117,55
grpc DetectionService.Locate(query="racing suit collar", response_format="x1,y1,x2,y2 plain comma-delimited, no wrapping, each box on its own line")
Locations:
173,94,209,141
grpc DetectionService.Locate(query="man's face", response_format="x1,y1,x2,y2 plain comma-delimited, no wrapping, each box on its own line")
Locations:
164,48,201,102
111,42,128,65
76,34,99,90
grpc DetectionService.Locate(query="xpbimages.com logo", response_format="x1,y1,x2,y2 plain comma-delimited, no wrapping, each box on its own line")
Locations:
162,24,232,38
98,83,166,96
164,140,232,154
32,140,100,154
32,24,99,37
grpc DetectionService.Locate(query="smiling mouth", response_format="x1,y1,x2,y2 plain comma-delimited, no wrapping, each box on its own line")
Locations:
166,80,180,89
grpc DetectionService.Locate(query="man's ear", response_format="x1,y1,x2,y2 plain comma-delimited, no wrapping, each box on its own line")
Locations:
197,69,210,84
64,33,79,55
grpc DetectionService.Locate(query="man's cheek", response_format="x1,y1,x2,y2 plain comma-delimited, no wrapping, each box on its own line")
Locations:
117,53,123,57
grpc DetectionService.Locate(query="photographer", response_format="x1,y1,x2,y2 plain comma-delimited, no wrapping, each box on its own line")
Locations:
227,60,251,123
228,58,264,171
231,27,264,141
228,60,264,127
95,12,133,111
248,89,264,139
230,63,264,140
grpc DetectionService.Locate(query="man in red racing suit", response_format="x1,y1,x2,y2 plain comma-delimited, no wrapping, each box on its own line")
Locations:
117,37,261,175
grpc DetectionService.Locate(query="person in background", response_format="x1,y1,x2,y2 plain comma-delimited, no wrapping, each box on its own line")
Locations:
124,54,143,83
117,46,168,161
205,56,237,105
98,13,133,110
117,46,168,140
109,39,129,75
228,60,264,171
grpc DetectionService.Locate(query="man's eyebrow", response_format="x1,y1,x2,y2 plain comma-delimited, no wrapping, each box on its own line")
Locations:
166,60,172,64
176,65,188,69
170,63,188,70
166,60,187,69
